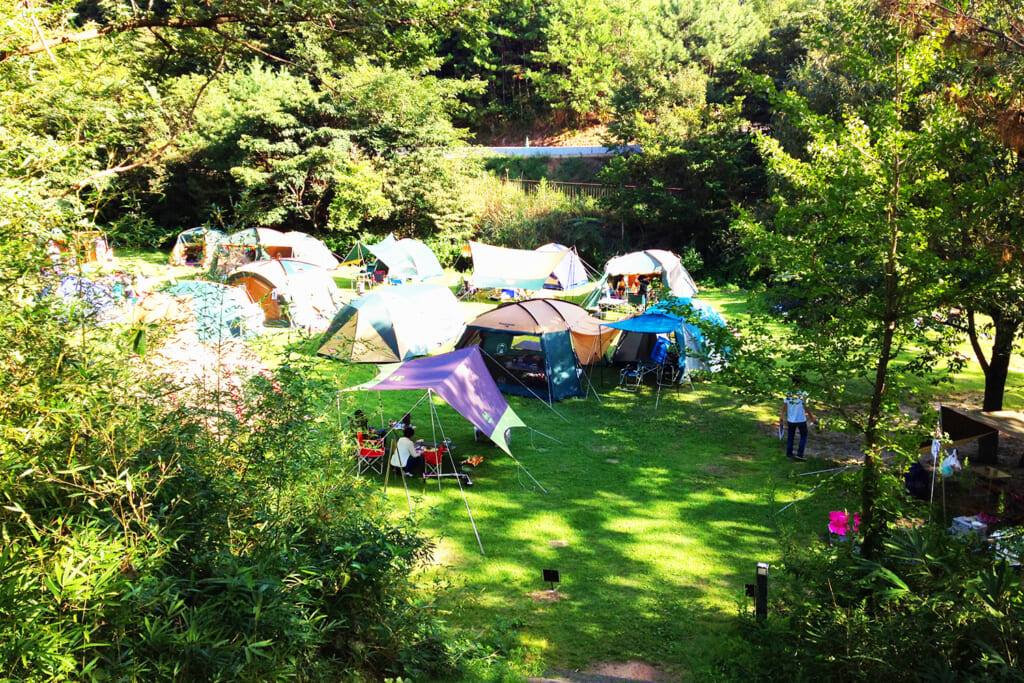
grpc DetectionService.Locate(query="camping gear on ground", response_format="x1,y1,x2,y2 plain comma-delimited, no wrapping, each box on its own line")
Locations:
455,298,617,402
317,283,466,362
355,432,387,476
56,275,119,320
227,258,343,331
169,227,226,267
366,233,443,282
535,243,590,291
469,241,571,291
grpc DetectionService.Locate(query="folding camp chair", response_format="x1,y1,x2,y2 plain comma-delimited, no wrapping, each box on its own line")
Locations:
421,444,445,479
355,431,386,476
618,362,656,392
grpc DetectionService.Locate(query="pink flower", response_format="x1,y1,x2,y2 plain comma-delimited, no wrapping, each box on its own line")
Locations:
829,511,861,537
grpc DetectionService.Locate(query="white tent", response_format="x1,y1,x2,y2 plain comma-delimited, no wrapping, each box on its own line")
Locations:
367,234,443,282
535,243,589,290
603,249,698,298
283,232,340,270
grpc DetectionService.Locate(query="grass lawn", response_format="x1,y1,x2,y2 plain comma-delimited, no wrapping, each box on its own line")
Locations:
327,287,843,680
107,251,1024,679
325,287,1024,680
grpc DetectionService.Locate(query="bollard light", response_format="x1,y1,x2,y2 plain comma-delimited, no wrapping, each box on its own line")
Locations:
543,569,561,592
755,562,769,620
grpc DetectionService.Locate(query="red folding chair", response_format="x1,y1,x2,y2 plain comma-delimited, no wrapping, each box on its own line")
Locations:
355,431,386,476
421,443,447,479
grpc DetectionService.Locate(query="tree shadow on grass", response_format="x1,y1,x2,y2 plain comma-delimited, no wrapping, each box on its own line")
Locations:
364,375,800,676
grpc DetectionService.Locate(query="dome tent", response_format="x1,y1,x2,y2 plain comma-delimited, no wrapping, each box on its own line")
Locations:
584,249,698,308
317,284,465,363
535,243,589,290
455,299,616,401
169,227,225,267
366,234,443,282
283,232,339,270
133,281,264,343
227,258,343,331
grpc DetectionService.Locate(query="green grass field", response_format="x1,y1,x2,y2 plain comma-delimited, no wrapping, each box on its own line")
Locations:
325,288,840,680
111,250,1024,679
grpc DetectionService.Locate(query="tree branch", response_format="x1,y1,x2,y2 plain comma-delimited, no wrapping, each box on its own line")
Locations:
1,14,246,63
65,47,228,195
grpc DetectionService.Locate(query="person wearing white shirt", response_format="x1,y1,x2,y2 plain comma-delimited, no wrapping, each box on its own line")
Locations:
780,379,816,462
390,426,423,477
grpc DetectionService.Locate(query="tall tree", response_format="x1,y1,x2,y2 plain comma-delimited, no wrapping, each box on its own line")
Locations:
734,0,976,558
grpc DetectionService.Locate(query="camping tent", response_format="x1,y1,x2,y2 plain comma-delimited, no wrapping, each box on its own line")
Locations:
366,234,443,282
341,241,377,267
227,258,343,331
352,346,527,456
318,284,465,362
455,299,615,401
249,229,339,269
174,281,263,341
586,250,698,307
535,243,589,290
169,227,226,267
133,282,263,343
282,232,339,270
603,297,727,374
469,241,569,290
207,228,269,278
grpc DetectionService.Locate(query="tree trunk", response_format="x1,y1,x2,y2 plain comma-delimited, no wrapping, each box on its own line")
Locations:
977,311,1021,464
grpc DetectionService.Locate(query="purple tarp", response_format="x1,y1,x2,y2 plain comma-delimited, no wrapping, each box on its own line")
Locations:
351,346,527,455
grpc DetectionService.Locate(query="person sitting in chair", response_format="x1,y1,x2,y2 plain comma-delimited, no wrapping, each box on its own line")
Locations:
390,426,423,477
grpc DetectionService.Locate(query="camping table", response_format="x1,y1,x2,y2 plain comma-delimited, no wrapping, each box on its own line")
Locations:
973,466,1012,512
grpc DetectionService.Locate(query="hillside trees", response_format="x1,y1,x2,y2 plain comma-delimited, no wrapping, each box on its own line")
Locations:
1,0,489,249
159,56,481,251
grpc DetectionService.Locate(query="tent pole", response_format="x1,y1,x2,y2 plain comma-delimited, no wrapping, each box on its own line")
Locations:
777,466,850,514
428,394,443,491
529,427,564,446
425,390,485,554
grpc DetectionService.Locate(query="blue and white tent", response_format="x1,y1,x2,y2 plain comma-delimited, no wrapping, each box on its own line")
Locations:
535,243,589,290
367,234,443,282
318,284,465,363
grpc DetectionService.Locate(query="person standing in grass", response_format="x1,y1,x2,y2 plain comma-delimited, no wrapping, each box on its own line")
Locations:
780,378,816,462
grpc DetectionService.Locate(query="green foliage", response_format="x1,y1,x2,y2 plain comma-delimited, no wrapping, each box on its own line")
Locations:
728,525,1024,681
600,98,766,279
0,227,467,679
469,174,612,265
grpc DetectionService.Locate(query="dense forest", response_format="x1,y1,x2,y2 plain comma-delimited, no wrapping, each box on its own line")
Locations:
4,0,1024,679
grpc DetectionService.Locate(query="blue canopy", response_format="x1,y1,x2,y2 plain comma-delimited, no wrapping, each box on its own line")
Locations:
603,297,726,373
